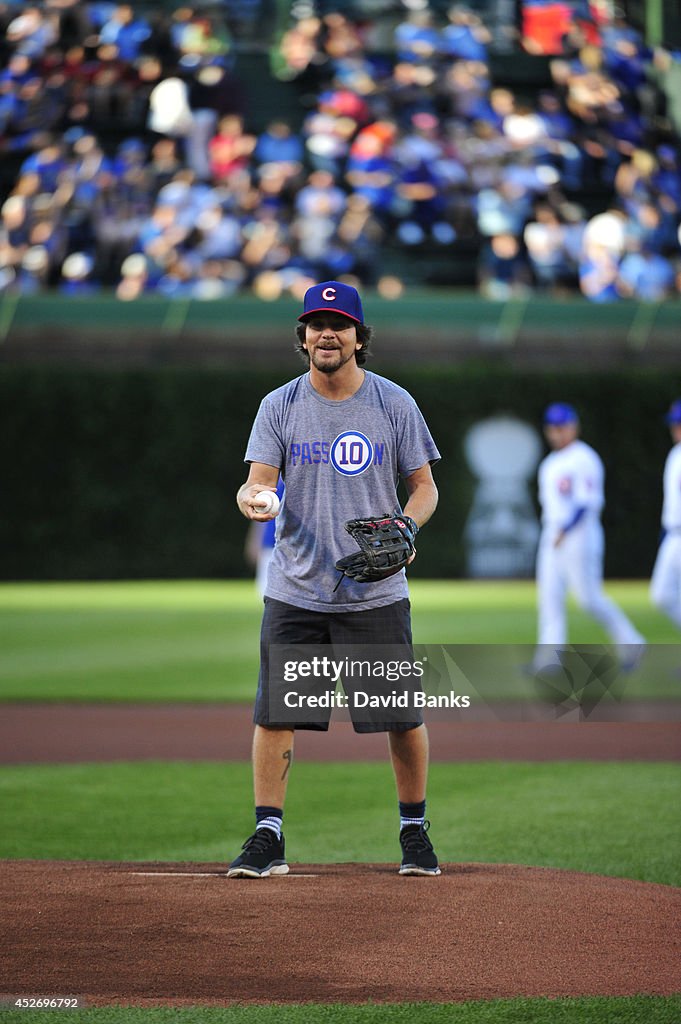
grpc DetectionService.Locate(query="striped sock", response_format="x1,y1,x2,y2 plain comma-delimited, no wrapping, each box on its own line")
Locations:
399,799,426,830
255,805,283,840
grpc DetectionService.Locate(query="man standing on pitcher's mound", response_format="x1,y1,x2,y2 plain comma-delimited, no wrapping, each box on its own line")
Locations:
228,280,441,878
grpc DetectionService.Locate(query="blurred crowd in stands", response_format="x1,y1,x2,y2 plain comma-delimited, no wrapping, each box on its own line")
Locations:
0,0,680,302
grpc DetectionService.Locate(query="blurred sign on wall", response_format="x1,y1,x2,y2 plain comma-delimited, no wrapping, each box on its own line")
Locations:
463,415,543,578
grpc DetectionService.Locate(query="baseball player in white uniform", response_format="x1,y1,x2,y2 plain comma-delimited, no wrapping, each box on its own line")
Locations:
534,402,645,671
650,399,681,631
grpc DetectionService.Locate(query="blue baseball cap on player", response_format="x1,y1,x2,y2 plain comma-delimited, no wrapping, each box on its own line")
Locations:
299,281,364,324
665,399,681,425
543,402,579,426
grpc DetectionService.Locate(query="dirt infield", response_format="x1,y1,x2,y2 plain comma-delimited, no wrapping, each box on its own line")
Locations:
1,860,680,1006
2,706,679,1008
1,702,679,764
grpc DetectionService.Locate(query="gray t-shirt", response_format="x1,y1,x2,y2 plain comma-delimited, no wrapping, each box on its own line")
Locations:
245,370,440,612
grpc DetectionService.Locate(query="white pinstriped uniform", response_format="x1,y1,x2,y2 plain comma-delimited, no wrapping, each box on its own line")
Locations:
650,442,681,629
535,439,644,657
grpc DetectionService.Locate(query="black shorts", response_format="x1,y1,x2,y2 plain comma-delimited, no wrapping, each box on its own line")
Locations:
253,597,423,733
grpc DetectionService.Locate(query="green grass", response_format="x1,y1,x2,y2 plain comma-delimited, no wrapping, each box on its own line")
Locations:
2,583,678,1023
0,580,678,703
0,581,261,702
1,761,679,885
1,997,680,1024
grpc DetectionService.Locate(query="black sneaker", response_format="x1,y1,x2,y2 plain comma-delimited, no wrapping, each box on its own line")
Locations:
399,820,441,876
226,828,289,878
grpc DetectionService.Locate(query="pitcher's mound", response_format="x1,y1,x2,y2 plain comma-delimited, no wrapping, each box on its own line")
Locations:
2,860,680,1006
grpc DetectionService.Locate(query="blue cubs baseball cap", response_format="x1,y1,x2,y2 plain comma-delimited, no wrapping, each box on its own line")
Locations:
665,399,681,425
543,402,579,426
299,280,364,324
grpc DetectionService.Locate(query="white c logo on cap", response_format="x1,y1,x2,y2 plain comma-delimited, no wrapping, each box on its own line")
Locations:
322,287,337,301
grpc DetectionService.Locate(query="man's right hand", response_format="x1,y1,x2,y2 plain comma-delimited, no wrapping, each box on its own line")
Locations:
237,483,279,521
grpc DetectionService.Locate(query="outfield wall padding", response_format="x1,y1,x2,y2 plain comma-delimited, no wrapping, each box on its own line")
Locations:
2,365,678,580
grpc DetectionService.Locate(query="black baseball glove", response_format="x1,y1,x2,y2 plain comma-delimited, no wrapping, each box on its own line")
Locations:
334,513,419,585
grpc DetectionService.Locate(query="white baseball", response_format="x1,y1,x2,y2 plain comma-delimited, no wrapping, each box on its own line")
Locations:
254,490,280,515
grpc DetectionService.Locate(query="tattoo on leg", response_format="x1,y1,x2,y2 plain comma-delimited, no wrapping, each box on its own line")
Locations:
281,749,292,781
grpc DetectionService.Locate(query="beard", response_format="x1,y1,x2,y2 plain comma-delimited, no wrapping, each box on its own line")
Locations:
308,346,355,374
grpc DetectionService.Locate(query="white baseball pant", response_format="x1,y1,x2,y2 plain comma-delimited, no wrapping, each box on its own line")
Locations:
650,532,681,629
536,518,644,654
